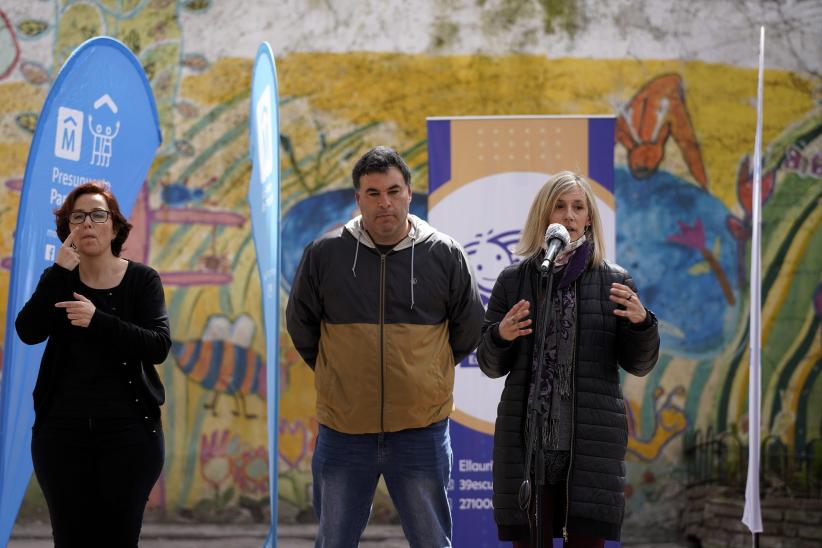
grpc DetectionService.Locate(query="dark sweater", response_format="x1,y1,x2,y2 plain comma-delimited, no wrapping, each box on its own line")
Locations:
15,261,171,431
476,256,660,541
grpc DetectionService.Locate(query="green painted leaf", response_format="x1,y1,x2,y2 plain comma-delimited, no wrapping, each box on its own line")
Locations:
15,112,38,133
17,19,48,37
184,0,211,11
688,262,710,275
221,486,235,505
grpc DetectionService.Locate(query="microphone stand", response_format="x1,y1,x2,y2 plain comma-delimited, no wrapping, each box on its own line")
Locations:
519,258,556,548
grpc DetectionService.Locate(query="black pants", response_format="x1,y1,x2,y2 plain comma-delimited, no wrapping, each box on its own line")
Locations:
31,417,164,548
512,482,606,548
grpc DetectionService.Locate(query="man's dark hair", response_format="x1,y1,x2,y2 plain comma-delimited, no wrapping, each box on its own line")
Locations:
351,146,411,190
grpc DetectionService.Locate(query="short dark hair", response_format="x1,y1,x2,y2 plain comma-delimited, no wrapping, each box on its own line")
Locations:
54,182,133,257
351,146,411,190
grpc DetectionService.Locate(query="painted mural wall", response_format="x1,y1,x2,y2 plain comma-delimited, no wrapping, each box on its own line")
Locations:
0,0,819,538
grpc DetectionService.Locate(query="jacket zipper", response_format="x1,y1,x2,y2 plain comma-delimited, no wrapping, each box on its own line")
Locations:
379,253,386,434
562,279,579,542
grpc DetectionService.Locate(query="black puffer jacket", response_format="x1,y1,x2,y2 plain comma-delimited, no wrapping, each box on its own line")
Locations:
476,255,660,541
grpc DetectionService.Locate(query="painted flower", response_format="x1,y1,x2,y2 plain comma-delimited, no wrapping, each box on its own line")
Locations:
232,446,269,495
199,430,237,489
667,218,705,250
279,419,309,470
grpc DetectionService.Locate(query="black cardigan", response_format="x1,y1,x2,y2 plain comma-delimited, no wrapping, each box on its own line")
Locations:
15,261,171,431
476,257,660,541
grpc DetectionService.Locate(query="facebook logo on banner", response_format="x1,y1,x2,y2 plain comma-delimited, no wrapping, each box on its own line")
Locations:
54,106,84,161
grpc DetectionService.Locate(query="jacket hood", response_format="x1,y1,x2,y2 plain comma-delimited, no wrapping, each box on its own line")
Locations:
344,214,435,310
343,214,435,250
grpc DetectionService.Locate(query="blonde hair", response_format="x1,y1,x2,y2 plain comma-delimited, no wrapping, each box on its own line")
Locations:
514,171,606,267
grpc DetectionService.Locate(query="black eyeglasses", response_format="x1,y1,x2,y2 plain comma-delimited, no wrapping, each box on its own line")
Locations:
69,210,111,224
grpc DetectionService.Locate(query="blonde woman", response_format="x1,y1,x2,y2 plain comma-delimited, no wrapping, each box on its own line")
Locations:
477,171,660,547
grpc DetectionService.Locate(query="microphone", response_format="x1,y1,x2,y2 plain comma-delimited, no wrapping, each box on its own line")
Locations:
540,223,571,271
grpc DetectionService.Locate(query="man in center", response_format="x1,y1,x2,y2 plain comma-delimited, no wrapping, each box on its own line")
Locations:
286,146,484,548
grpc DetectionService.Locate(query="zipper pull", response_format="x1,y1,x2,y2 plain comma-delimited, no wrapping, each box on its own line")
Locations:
563,526,568,542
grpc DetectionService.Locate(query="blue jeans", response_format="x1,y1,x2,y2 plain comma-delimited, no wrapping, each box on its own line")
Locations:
312,419,453,548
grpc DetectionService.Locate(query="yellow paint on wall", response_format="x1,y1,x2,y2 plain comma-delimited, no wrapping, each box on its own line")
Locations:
278,53,814,208
181,58,252,106
0,274,8,347
55,3,103,67
0,82,46,114
0,143,32,180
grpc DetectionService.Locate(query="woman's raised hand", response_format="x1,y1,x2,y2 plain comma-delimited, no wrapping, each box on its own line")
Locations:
498,299,533,341
55,228,80,271
609,282,648,324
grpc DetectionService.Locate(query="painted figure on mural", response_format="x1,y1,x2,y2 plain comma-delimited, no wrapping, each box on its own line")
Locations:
476,171,661,547
286,146,485,548
615,73,709,188
15,182,170,547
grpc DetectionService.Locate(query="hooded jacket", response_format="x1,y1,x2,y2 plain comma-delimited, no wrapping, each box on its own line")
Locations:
286,214,484,434
477,253,660,541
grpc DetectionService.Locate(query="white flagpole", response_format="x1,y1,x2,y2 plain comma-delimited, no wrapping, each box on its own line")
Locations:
742,25,765,546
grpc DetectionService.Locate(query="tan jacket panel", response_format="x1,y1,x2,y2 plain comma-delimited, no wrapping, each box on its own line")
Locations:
315,321,453,434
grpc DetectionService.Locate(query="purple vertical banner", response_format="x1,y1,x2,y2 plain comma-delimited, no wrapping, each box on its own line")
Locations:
0,36,160,545
247,42,281,548
428,118,505,548
427,116,615,547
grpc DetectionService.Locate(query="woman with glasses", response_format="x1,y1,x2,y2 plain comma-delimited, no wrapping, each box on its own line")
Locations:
16,181,170,547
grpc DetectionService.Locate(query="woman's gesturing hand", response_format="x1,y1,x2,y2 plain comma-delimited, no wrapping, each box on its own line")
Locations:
55,228,80,271
610,282,647,324
55,292,96,328
498,299,533,341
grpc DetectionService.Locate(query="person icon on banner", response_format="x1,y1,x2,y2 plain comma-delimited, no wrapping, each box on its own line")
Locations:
89,115,120,167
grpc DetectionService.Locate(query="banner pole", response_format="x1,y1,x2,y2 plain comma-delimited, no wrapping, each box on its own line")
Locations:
742,24,765,545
